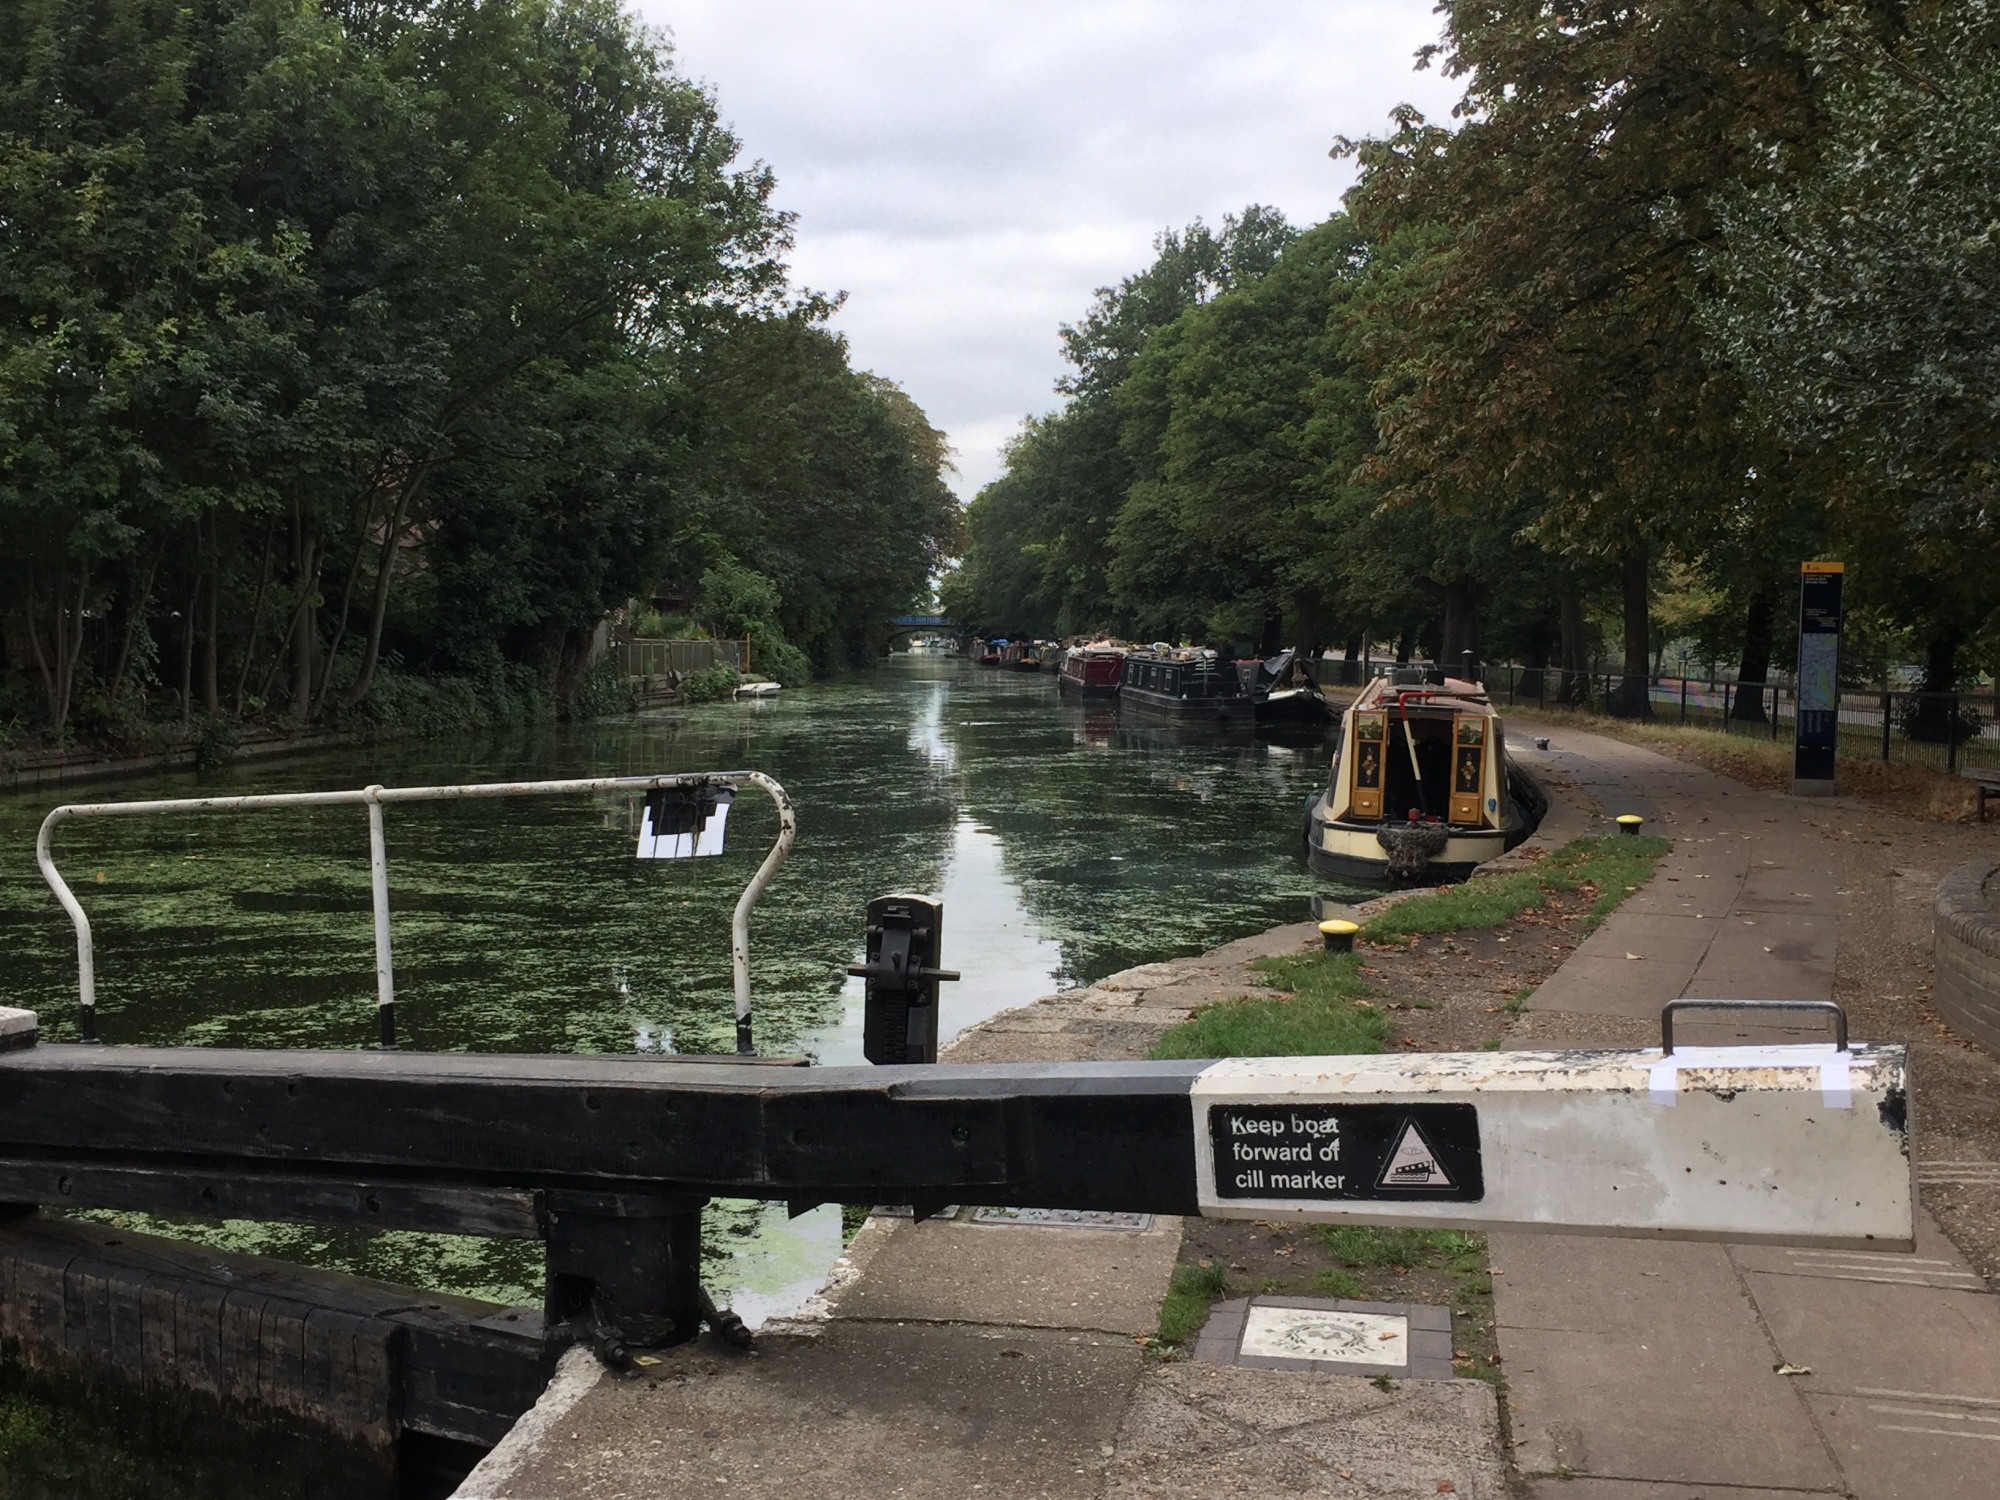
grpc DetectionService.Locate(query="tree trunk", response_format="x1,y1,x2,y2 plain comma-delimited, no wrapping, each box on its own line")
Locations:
346,480,419,708
202,556,220,715
179,570,199,727
108,547,163,701
1558,588,1589,704
287,515,321,722
1907,632,1964,743
1610,547,1651,718
234,519,277,716
1440,577,1482,676
1728,584,1776,723
24,564,90,731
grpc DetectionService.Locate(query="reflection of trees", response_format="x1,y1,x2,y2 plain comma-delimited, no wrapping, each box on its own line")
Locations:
943,689,1352,985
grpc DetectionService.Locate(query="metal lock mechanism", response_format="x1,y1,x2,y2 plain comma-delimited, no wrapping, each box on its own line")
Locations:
850,894,960,1065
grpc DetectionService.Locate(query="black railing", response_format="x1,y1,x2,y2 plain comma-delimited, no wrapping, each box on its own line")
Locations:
1469,665,1999,775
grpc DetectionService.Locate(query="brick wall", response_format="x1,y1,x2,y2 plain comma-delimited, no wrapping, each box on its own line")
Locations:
1933,859,2000,1057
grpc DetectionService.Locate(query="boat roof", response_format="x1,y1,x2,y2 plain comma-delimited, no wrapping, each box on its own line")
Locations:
1353,675,1494,714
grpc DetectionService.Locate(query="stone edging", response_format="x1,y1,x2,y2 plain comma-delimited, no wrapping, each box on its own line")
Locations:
1934,859,2000,1057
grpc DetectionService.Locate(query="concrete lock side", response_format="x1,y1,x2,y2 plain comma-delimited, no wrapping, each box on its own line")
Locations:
1190,1046,1913,1250
0,1008,36,1051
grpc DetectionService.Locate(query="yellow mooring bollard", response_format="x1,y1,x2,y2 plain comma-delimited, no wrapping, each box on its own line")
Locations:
1318,919,1361,954
1616,814,1646,836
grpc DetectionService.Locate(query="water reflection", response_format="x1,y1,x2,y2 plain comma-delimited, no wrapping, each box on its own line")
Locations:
0,658,1363,1315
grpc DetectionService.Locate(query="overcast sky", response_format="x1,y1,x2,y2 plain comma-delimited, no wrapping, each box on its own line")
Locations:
635,2,1462,498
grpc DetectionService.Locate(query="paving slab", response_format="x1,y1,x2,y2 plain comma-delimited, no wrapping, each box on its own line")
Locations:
1527,951,1700,1018
1687,915,1835,1000
1491,1228,1842,1492
1523,1480,1839,1499
826,1214,1183,1336
1739,1269,2000,1402
1802,1392,2000,1500
465,1322,1142,1500
1107,1362,1505,1500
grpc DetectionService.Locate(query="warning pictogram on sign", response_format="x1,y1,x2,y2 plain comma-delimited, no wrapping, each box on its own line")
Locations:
1377,1119,1453,1190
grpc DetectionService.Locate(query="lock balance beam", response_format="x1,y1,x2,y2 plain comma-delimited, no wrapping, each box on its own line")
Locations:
0,1031,1910,1252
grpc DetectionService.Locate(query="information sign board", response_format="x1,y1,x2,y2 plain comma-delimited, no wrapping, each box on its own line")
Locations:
1794,561,1844,790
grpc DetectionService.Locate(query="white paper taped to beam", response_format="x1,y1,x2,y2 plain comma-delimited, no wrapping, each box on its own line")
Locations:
1191,1044,1912,1249
636,788,732,860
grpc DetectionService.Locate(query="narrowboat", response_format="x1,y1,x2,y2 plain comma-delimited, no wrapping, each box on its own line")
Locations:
1250,648,1335,731
1303,667,1540,883
1057,642,1125,699
1012,640,1047,671
1117,647,1252,723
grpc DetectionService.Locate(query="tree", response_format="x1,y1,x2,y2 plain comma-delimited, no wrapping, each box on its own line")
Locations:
1339,0,1836,715
1700,0,2000,725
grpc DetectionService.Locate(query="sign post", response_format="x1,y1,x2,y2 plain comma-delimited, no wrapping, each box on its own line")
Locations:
1793,561,1844,796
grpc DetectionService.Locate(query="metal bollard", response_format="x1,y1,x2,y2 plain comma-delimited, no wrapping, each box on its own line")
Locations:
1318,919,1360,954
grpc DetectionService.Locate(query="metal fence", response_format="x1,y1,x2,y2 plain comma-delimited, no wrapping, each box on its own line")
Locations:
1473,665,2000,776
614,638,746,681
36,772,796,1051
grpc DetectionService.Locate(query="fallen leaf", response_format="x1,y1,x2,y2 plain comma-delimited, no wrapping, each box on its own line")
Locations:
1625,952,1643,961
633,1355,662,1367
1775,1363,1811,1377
1378,1331,1400,1341
1438,1484,1456,1494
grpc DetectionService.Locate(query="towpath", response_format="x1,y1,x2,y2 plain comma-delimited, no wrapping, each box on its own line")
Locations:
1492,722,2000,1500
457,720,2000,1499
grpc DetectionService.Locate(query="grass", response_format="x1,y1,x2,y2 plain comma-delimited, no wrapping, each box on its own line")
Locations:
1148,950,1389,1060
1156,1259,1229,1346
1143,834,1668,1357
1312,1225,1484,1271
1360,833,1671,944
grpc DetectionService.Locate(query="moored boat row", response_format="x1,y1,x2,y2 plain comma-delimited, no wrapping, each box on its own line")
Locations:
1051,640,1337,731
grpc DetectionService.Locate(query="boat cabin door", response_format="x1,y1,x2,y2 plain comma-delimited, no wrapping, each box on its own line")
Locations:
1450,715,1488,826
1349,710,1387,820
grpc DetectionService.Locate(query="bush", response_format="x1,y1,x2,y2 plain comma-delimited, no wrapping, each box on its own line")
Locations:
680,663,741,703
567,658,633,720
747,633,811,687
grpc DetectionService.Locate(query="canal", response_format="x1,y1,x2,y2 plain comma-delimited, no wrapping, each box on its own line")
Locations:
0,656,1361,1321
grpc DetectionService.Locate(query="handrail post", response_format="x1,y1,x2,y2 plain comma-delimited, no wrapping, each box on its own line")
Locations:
34,807,97,1042
731,773,797,1054
364,785,397,1050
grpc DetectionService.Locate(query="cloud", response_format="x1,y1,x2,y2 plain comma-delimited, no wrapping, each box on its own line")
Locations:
636,1,1460,496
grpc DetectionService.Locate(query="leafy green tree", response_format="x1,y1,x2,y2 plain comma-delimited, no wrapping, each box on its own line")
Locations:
1700,0,2000,721
1339,0,1836,714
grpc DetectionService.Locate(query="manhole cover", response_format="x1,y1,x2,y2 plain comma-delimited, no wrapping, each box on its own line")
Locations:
970,1207,1154,1231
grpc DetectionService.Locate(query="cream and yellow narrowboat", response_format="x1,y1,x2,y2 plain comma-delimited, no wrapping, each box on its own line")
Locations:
1304,667,1541,883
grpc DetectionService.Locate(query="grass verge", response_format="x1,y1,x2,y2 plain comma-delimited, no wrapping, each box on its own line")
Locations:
1521,705,1980,822
1146,832,1670,1355
1360,833,1670,944
1147,951,1387,1060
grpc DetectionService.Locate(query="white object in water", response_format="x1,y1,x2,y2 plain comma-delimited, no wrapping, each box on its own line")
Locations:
735,681,780,698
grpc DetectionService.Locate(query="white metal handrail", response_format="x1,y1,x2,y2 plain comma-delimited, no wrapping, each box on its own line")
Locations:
35,772,797,1053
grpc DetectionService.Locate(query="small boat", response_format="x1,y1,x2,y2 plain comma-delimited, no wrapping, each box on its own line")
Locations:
976,637,1005,666
1304,666,1541,883
1012,641,1047,671
1057,642,1125,699
1117,645,1252,723
1250,649,1335,731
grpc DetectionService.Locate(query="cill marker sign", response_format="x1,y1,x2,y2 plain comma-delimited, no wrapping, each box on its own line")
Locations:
1206,1102,1482,1202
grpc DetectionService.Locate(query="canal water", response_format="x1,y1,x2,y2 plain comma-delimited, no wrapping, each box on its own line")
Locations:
0,657,1361,1320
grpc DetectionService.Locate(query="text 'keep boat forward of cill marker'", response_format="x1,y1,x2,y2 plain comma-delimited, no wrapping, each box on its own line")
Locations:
1191,1045,1912,1250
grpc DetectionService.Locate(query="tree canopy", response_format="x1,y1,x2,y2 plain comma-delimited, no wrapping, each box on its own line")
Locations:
949,0,1999,718
0,0,959,743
